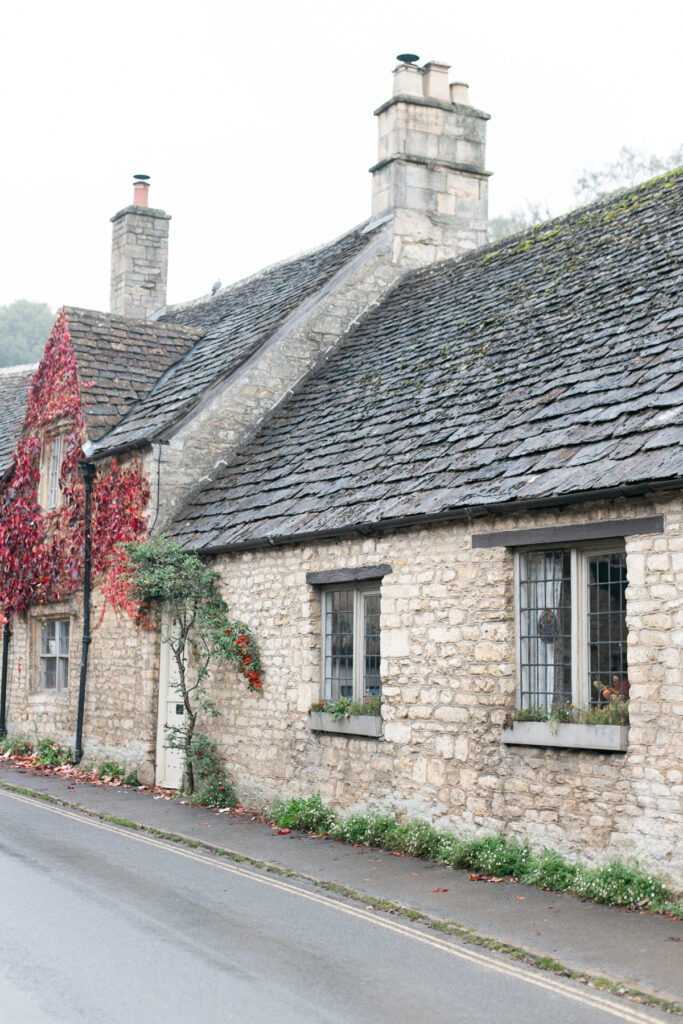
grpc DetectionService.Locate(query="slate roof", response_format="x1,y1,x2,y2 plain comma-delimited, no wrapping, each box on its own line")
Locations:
65,308,202,441
169,170,683,551
0,365,36,477
91,224,381,455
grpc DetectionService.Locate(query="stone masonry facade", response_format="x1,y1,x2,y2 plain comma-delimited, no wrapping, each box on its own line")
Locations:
4,593,159,783
195,492,683,888
4,490,681,886
110,205,171,320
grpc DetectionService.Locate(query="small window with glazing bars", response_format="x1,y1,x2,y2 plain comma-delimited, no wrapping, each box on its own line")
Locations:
515,546,628,711
39,619,70,691
322,586,381,702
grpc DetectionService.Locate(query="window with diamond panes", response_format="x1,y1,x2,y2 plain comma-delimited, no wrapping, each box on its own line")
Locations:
323,587,381,701
39,619,70,691
516,546,628,711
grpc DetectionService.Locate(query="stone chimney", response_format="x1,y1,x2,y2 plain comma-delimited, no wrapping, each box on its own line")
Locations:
371,57,490,266
110,175,171,318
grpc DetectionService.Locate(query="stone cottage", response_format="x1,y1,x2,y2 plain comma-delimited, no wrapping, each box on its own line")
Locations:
1,58,682,885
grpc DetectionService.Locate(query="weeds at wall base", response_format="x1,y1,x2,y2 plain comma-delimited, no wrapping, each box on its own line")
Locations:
268,793,682,917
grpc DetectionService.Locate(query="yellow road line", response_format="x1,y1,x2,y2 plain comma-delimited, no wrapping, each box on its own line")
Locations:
0,788,665,1023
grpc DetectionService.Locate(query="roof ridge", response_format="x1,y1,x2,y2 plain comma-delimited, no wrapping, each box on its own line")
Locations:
0,363,38,376
390,165,683,291
63,306,203,338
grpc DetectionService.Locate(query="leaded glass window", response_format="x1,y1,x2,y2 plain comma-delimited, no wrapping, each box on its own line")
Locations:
322,587,381,701
516,547,628,710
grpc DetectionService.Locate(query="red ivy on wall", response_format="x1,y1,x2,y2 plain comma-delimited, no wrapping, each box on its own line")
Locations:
0,311,149,621
0,311,262,694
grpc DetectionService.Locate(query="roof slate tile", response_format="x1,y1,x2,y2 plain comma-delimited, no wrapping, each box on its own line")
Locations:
167,170,683,551
90,224,381,454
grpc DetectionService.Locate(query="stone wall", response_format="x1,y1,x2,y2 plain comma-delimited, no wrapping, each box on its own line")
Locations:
4,590,159,782
110,205,170,319
201,492,683,888
5,491,681,887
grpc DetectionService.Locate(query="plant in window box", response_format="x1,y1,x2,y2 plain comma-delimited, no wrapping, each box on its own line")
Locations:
308,694,382,736
502,693,629,751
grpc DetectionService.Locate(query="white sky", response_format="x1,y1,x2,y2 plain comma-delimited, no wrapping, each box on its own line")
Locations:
1,0,682,313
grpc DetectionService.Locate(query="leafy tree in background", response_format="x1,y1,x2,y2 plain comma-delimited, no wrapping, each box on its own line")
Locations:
574,144,683,205
488,201,551,243
489,144,683,244
0,300,54,368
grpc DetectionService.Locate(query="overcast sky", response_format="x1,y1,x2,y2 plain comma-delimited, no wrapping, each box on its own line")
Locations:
2,0,682,314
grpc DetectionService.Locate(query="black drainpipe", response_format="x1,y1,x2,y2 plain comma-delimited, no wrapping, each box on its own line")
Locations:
0,619,11,737
73,460,95,764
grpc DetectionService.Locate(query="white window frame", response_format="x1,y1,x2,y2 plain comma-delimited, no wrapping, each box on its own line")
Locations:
39,435,65,511
320,583,381,702
513,542,627,711
38,618,71,691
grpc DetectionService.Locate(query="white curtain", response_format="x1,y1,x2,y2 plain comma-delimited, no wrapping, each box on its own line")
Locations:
520,552,564,709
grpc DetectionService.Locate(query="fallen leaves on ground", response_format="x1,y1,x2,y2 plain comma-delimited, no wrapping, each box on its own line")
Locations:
0,752,174,798
431,888,449,893
469,874,505,883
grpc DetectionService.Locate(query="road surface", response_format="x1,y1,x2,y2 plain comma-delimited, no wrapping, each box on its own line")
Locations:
0,789,670,1023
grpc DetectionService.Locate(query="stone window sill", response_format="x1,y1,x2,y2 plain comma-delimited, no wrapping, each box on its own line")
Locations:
308,711,383,738
29,690,70,703
502,721,628,752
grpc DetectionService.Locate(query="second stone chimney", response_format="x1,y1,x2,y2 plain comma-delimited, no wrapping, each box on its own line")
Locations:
371,57,490,266
110,175,171,318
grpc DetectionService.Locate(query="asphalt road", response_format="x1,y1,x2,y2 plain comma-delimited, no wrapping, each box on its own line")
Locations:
0,789,670,1024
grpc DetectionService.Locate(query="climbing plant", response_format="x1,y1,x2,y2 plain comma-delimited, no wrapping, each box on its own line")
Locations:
0,310,150,623
117,536,262,794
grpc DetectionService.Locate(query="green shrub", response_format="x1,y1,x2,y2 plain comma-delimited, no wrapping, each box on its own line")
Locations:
184,734,237,809
267,792,682,913
331,812,401,849
580,701,629,726
121,769,140,787
395,819,445,860
34,738,71,767
522,849,579,891
310,695,381,720
433,831,469,869
458,834,532,877
1,733,33,756
270,793,336,833
574,860,674,908
98,761,124,779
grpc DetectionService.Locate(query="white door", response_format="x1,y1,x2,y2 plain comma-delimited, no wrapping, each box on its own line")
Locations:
155,616,185,789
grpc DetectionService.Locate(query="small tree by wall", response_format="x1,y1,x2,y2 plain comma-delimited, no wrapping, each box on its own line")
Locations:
122,536,262,794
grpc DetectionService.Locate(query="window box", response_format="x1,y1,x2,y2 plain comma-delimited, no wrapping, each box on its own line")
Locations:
501,721,628,752
308,711,383,738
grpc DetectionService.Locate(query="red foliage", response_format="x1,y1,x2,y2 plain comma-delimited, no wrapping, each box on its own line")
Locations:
0,311,150,619
0,310,259,693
